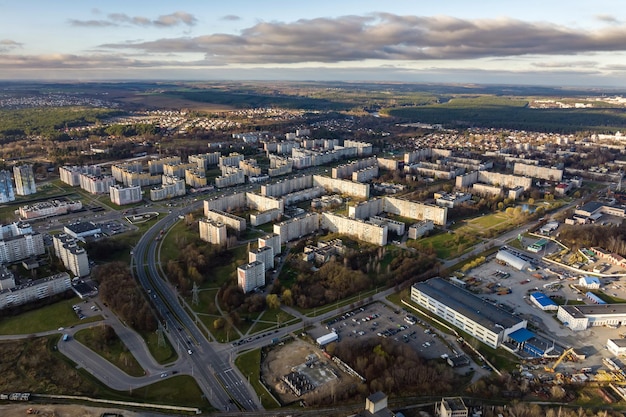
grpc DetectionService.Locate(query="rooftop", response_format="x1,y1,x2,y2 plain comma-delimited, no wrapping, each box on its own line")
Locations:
413,278,525,331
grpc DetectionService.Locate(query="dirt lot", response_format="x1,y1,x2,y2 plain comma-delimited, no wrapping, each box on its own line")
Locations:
0,404,143,417
261,338,355,405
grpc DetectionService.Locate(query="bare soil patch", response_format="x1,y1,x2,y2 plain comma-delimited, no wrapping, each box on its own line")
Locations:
261,338,359,406
0,404,142,417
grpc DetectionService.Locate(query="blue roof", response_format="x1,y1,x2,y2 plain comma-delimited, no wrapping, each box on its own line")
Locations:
530,292,558,307
586,291,606,304
582,276,600,284
509,328,535,343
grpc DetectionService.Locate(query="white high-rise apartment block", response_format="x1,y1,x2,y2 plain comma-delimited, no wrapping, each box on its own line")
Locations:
79,174,116,194
249,246,274,271
53,234,90,277
237,261,265,293
0,233,45,263
13,165,36,196
198,218,227,246
110,184,142,205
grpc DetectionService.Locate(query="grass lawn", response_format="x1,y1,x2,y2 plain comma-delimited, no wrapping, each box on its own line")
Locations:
74,325,146,377
235,348,280,409
125,375,208,409
142,330,178,365
159,221,200,263
0,297,103,335
409,230,480,259
466,212,509,229
248,309,299,334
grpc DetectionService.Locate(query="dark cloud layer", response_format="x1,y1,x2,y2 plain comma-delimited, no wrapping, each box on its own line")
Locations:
97,13,626,64
70,11,197,28
0,39,22,53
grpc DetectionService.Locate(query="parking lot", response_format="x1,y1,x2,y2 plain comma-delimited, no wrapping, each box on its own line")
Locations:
317,302,465,363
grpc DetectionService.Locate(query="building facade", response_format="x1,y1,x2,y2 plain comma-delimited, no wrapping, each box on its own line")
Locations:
237,261,265,293
0,170,15,203
110,184,142,205
53,233,90,277
13,165,36,196
198,218,227,246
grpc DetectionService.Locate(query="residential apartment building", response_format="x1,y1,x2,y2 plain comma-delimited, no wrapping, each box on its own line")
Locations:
0,232,45,263
18,200,82,220
198,218,227,246
79,174,116,194
148,156,180,175
149,175,185,201
53,233,90,277
0,272,71,310
0,170,15,203
185,168,207,188
249,246,274,271
59,165,101,186
110,184,142,205
237,260,265,293
13,164,36,196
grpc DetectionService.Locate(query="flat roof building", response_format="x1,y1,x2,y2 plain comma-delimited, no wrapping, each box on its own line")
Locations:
411,277,527,349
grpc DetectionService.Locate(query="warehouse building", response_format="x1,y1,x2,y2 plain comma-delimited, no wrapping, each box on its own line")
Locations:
411,277,527,349
557,304,626,331
495,250,530,271
529,292,558,311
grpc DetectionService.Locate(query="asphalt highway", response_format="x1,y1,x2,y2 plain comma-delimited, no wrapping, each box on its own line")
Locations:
132,200,260,412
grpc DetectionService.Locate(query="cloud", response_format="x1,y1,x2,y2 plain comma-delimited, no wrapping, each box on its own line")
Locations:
532,60,598,69
69,11,197,28
596,14,621,25
221,15,241,21
96,13,626,65
0,39,23,52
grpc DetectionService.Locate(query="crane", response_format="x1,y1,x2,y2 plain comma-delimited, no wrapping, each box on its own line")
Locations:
545,347,575,373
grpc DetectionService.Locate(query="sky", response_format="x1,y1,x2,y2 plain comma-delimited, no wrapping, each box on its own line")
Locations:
1,0,626,87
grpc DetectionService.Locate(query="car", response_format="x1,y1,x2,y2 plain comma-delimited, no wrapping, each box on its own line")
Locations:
187,349,193,355
58,327,64,331
160,372,168,378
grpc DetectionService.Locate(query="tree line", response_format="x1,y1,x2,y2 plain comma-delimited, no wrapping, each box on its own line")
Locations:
558,222,626,255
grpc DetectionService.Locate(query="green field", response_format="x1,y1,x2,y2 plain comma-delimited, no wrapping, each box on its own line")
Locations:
235,348,281,409
408,230,480,259
0,297,103,335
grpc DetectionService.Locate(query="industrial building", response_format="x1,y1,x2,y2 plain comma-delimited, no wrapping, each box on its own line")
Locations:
198,218,227,246
411,277,528,349
437,397,468,417
579,276,601,289
607,338,626,356
495,250,530,271
557,304,626,331
237,260,265,293
529,292,558,311
13,164,36,196
110,184,142,205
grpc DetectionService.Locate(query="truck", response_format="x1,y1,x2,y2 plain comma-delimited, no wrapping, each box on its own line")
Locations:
316,332,338,347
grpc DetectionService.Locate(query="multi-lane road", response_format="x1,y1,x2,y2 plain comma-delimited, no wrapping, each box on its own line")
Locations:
132,203,260,412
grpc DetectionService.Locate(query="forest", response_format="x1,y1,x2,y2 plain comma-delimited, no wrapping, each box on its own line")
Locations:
557,222,626,255
0,107,122,140
385,98,626,133
93,262,156,332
